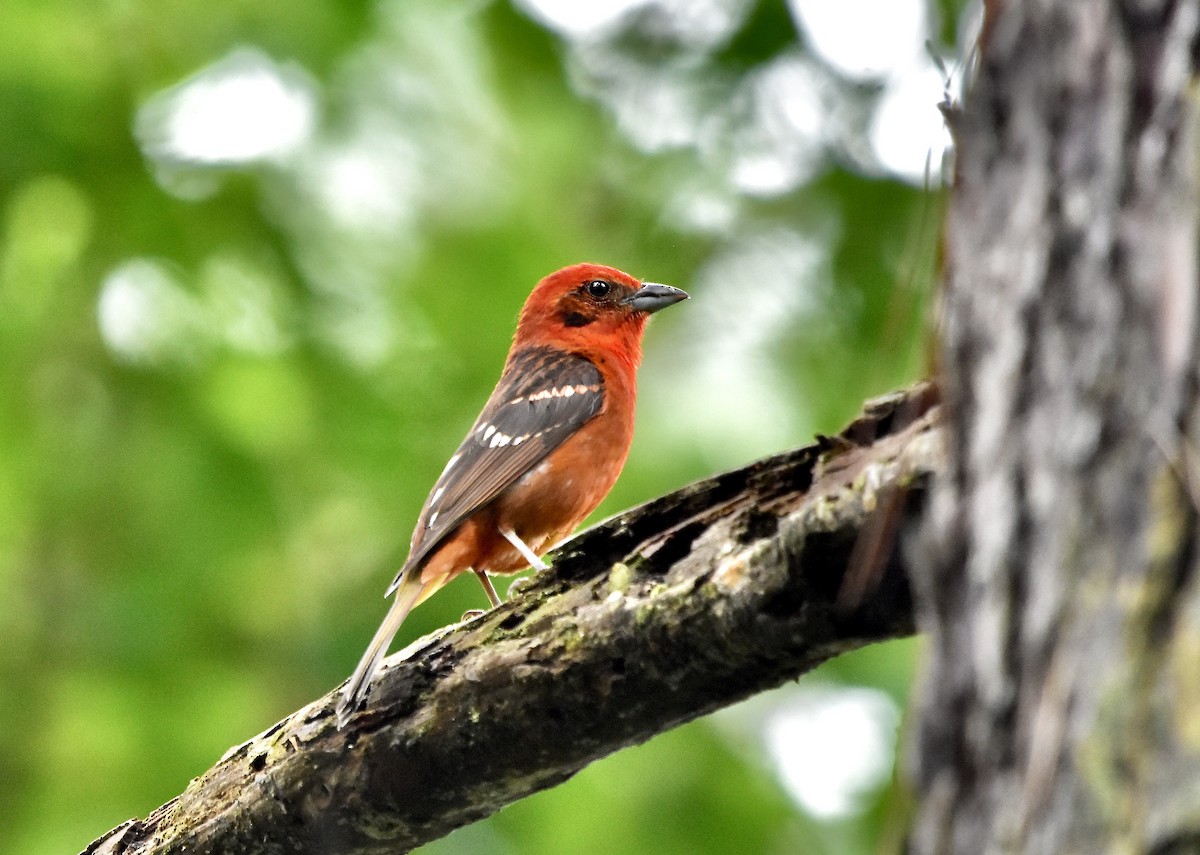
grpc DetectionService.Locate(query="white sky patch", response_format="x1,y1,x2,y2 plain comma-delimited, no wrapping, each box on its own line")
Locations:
514,0,649,39
568,49,707,153
764,686,900,819
786,0,953,186
869,60,954,185
98,254,294,365
304,131,423,234
544,0,755,155
788,0,926,81
614,69,705,152
668,0,756,49
662,182,740,234
97,259,206,365
726,53,825,195
138,48,317,165
519,0,750,48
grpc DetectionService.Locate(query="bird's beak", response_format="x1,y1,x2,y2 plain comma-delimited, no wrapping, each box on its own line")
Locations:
623,282,689,314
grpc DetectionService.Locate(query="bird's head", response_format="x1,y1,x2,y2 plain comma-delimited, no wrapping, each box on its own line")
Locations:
514,263,688,366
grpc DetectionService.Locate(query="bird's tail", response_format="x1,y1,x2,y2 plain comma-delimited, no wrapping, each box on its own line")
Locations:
336,571,428,728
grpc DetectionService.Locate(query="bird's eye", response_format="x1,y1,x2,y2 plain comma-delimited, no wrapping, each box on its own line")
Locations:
584,280,611,298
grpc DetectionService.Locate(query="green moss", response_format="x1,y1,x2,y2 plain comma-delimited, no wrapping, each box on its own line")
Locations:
608,562,633,595
1169,628,1200,749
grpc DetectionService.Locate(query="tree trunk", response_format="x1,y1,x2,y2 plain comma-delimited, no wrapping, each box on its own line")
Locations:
910,1,1200,853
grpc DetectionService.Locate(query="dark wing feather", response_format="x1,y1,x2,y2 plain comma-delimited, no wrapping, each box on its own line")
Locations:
386,346,604,593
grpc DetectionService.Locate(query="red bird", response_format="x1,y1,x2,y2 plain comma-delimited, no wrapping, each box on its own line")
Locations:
337,263,687,725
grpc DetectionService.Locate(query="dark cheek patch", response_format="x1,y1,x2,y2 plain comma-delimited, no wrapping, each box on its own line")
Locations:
562,311,593,328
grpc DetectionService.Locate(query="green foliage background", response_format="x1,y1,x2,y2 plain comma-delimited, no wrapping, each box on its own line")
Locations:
0,1,959,851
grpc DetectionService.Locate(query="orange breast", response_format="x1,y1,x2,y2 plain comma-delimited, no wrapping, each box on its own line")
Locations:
417,398,635,585
495,406,633,544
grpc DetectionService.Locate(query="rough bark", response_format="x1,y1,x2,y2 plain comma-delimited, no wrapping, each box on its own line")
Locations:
911,1,1200,853
85,382,941,855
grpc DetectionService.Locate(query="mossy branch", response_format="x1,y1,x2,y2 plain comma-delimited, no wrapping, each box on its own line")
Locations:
85,382,941,855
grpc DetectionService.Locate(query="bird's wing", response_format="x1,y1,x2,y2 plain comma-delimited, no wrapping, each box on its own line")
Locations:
387,346,604,594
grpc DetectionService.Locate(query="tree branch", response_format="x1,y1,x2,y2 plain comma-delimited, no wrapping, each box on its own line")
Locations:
86,382,942,855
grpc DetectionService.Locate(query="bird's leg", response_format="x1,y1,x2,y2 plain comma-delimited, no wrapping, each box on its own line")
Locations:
499,527,550,571
473,569,503,608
